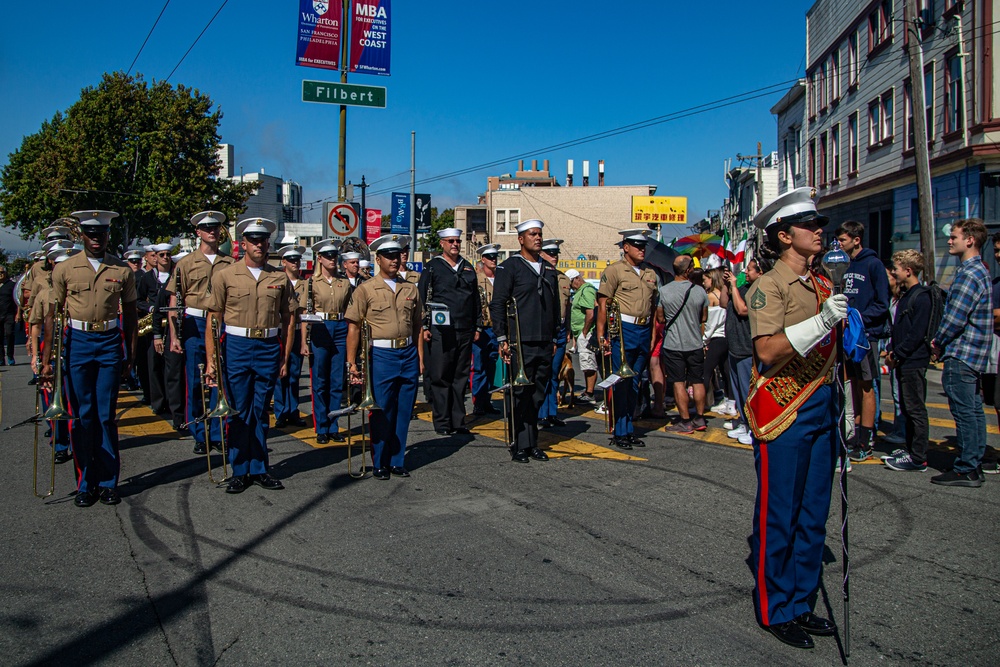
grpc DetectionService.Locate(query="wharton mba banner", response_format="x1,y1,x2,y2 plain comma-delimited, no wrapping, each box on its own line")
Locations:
350,0,391,76
296,0,342,70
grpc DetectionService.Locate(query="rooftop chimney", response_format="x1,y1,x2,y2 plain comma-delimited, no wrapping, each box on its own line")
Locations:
531,159,538,171
582,160,590,187
567,159,574,186
598,159,605,186
518,159,524,171
543,159,549,173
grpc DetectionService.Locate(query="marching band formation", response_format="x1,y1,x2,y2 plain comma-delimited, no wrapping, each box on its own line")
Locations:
6,188,845,650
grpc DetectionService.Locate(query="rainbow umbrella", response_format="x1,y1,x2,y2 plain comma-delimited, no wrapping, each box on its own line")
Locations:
672,233,724,258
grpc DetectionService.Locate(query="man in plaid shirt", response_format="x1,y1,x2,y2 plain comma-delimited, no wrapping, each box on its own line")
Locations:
931,218,993,487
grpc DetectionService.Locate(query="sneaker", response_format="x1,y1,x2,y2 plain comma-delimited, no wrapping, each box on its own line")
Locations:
848,445,873,462
738,433,753,445
692,415,708,431
709,400,729,414
665,420,695,435
884,453,927,472
7,358,14,366
880,448,907,462
577,393,595,405
727,425,748,439
882,432,906,445
981,460,1000,475
835,458,853,473
722,420,734,430
931,469,984,488
594,403,608,415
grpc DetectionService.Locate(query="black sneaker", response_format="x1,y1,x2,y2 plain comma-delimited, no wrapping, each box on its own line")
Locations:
930,469,984,488
848,445,873,462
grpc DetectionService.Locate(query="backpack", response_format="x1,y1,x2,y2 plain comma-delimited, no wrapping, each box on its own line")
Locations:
901,282,947,347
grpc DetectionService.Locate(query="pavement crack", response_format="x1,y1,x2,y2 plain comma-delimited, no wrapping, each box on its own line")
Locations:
114,505,181,666
212,633,241,666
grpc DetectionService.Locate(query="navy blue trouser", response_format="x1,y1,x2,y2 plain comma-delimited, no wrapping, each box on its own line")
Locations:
225,334,280,477
471,327,498,408
538,326,567,420
182,316,221,444
310,320,348,435
610,322,651,437
369,345,419,469
273,330,304,420
751,384,837,627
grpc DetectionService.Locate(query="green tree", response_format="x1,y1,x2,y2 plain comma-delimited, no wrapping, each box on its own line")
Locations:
7,257,30,278
0,72,257,249
417,207,454,254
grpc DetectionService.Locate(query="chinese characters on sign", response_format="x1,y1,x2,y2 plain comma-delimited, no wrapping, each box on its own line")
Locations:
630,196,688,224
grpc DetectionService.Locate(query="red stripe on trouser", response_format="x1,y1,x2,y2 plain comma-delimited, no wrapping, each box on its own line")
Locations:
756,441,771,626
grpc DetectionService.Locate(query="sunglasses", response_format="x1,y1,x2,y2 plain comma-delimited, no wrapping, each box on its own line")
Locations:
127,258,142,264
379,251,402,260
283,256,301,261
441,238,461,244
81,227,108,238
482,254,498,262
244,235,269,243
319,252,338,260
198,223,222,231
156,252,171,257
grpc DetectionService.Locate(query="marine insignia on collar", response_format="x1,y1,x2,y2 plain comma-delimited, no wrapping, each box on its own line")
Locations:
750,289,766,310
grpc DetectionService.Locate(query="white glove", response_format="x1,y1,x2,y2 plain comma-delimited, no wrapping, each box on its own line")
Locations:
785,294,849,357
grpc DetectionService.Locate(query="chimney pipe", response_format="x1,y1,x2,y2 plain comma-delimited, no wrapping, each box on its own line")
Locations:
532,159,538,171
567,159,574,186
598,159,605,186
543,159,549,173
582,160,590,187
518,159,524,171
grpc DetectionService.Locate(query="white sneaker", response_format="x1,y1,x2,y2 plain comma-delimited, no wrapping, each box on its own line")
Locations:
738,433,753,445
725,400,739,416
727,425,748,439
722,420,734,430
594,403,608,415
835,458,853,473
710,400,729,414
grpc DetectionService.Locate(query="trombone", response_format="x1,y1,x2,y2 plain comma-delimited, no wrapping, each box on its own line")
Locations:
332,320,380,478
499,297,532,450
601,298,636,434
183,316,232,483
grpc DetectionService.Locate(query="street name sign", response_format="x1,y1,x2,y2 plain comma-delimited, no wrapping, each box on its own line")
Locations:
302,80,387,108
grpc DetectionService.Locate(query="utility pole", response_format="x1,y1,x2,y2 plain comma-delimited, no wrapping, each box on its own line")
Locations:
359,174,368,242
756,141,764,212
409,131,416,241
906,0,935,279
337,0,349,202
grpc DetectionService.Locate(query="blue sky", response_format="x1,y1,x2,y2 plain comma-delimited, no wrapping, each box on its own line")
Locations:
1,1,815,250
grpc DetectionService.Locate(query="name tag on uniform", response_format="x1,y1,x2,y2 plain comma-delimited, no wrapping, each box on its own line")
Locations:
426,301,451,326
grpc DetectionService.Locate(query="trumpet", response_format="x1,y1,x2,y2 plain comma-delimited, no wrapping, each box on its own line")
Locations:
334,320,380,478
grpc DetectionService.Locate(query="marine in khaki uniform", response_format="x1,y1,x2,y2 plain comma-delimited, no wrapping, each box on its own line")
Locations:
595,229,658,449
538,238,573,427
167,211,236,454
471,243,501,415
304,239,353,443
207,217,297,494
345,234,424,480
397,235,420,284
745,187,847,650
43,210,138,507
272,243,310,428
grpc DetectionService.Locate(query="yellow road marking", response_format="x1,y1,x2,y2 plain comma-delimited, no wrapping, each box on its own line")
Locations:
116,394,176,438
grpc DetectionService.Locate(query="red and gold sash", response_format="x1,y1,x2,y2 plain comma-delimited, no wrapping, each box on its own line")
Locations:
745,273,836,442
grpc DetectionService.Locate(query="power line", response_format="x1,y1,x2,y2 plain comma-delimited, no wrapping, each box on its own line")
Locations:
164,0,229,82
127,0,171,76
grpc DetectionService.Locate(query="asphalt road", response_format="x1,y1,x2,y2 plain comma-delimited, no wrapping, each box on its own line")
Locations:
0,359,997,667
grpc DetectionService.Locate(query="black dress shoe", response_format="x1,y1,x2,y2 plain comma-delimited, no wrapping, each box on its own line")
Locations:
54,450,73,464
390,466,410,477
251,474,285,490
225,476,249,494
766,620,814,649
795,612,836,636
452,427,472,435
530,448,549,461
611,436,633,450
289,415,306,426
548,417,566,427
435,429,453,436
43,429,52,438
331,433,345,442
373,467,391,480
192,442,207,455
99,488,121,505
28,376,38,386
74,490,99,507
511,450,530,463
626,433,646,447
273,417,288,428
209,441,223,452
316,433,330,444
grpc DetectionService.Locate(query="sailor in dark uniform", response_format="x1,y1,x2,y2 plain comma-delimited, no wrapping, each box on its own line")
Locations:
418,228,480,435
472,243,502,415
489,219,560,462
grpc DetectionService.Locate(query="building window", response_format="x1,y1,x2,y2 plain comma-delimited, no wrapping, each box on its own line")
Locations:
818,61,827,111
868,0,892,53
819,132,828,185
848,31,859,88
869,99,882,144
830,51,840,103
831,124,841,181
945,51,964,135
848,112,859,174
276,184,282,203
808,72,817,118
882,89,894,141
924,66,935,139
808,139,816,187
904,80,915,149
494,208,519,235
793,127,801,175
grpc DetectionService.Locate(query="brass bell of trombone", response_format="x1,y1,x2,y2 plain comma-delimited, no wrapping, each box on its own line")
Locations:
608,298,637,379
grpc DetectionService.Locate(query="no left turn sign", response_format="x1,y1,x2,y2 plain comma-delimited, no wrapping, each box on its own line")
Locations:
328,203,359,237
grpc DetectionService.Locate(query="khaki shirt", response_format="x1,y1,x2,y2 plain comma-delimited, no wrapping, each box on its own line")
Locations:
345,278,421,340
289,278,308,315
477,271,496,328
310,275,353,314
556,270,571,324
28,274,52,326
597,259,658,319
51,252,137,322
208,262,296,329
398,270,420,285
748,258,824,338
25,263,51,312
167,249,235,310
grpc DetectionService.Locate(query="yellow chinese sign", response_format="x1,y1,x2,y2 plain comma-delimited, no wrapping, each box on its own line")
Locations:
557,259,611,281
631,196,687,224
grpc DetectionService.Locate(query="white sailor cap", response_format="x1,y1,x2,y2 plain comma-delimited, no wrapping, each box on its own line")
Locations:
142,244,156,253
541,238,564,252
515,219,544,233
49,247,80,263
340,252,362,261
43,240,76,258
617,228,651,245
171,251,189,262
72,210,119,227
752,187,829,230
359,259,371,269
565,269,581,280
236,217,276,238
40,224,74,241
312,238,342,255
477,243,501,257
437,228,462,239
29,250,46,261
191,210,227,227
124,248,144,261
369,234,404,255
278,244,306,260
397,235,413,250
151,242,174,253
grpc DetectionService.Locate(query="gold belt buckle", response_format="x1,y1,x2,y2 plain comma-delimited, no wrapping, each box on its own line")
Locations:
89,320,107,332
250,327,266,339
393,337,407,349
635,316,649,325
